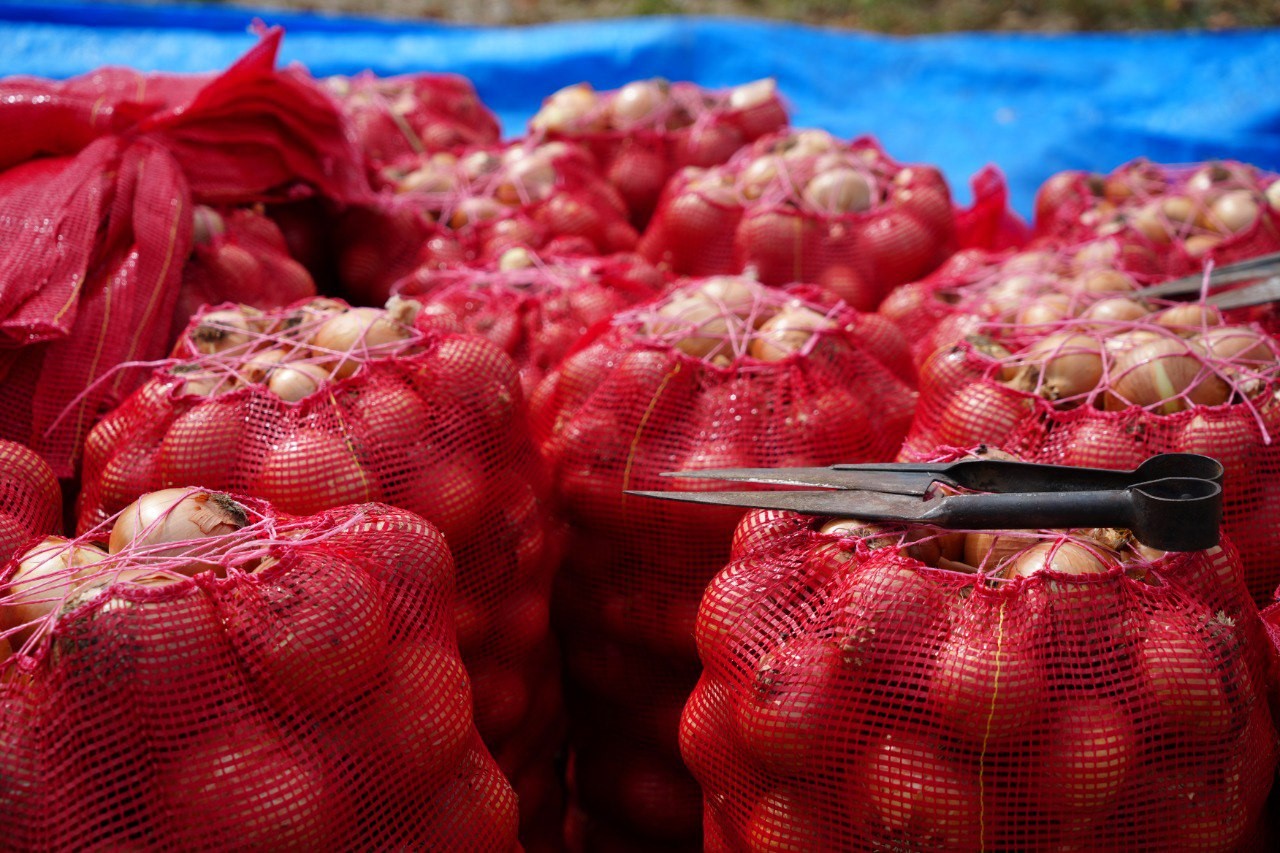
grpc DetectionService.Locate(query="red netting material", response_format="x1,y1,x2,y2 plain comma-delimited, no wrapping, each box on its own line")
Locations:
0,442,62,575
527,78,790,227
683,506,1278,850
72,300,565,844
0,494,520,850
175,205,318,334
1033,158,1280,275
637,131,957,310
396,250,666,399
0,30,367,476
336,139,638,306
902,327,1280,604
321,71,501,171
529,277,916,849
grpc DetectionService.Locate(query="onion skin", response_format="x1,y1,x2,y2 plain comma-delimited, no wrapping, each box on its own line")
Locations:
963,531,1039,572
266,363,330,402
1106,336,1224,414
108,489,247,560
1017,332,1104,403
1,537,108,648
1043,698,1135,813
748,306,832,362
1004,540,1112,579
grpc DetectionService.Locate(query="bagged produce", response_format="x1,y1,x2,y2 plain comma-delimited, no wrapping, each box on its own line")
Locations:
637,130,958,310
682,482,1278,851
529,275,915,850
396,247,665,398
1034,158,1280,273
902,314,1280,605
337,138,638,305
0,30,367,476
322,71,501,171
74,299,565,844
0,489,519,850
529,77,789,226
0,442,62,579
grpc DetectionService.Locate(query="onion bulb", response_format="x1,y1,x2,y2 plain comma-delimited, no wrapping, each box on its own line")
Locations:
1016,294,1073,326
645,296,729,359
1005,540,1112,579
1107,336,1228,413
784,129,839,158
1209,190,1259,234
1266,180,1280,213
311,307,411,377
1131,195,1202,242
1072,269,1138,294
818,518,899,549
108,488,248,567
498,246,537,271
1,537,109,647
192,206,226,245
448,197,504,229
1017,332,1104,402
239,348,297,384
748,305,832,361
1195,325,1273,367
610,79,667,125
496,154,557,206
802,168,873,214
267,362,330,402
1080,297,1149,324
698,277,763,324
729,78,776,111
963,532,1039,572
1184,234,1222,258
739,155,782,199
1155,304,1223,333
530,83,600,133
192,310,255,356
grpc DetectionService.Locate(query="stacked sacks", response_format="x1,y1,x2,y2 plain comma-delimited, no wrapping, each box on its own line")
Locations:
73,298,566,845
0,490,519,850
529,275,915,850
683,452,1277,850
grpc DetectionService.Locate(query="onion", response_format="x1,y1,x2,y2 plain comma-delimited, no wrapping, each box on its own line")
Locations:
981,273,1043,322
498,246,537,271
191,310,255,356
266,362,330,402
397,164,455,194
108,488,248,565
258,430,380,516
818,518,900,549
697,276,763,323
644,296,731,359
458,150,500,181
1186,162,1239,196
1018,332,1104,402
738,155,782,199
801,168,873,214
530,83,600,133
934,382,1030,449
1142,610,1234,734
1154,303,1223,333
311,307,410,378
610,79,667,125
192,206,226,245
1107,335,1228,413
1266,179,1280,212
1016,293,1073,326
1081,297,1149,324
1072,269,1138,294
1195,324,1273,366
238,347,297,384
729,78,777,110
1004,540,1112,578
496,153,557,206
1184,234,1223,257
447,196,504,228
748,305,832,361
783,129,839,158
0,537,108,647
1131,195,1203,242
1044,698,1134,812
1209,189,1260,234
962,531,1039,572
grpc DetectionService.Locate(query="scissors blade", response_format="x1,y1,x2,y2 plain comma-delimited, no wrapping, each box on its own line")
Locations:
1204,275,1280,311
659,467,936,495
1137,251,1280,298
627,488,930,519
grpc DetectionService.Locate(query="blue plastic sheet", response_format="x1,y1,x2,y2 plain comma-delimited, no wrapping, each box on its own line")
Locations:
2,0,1280,216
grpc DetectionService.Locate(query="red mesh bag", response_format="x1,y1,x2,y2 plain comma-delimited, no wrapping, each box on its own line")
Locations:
395,248,666,399
529,276,915,850
1033,158,1280,277
0,442,62,582
0,489,519,849
953,164,1033,253
902,317,1280,605
321,71,501,170
528,77,789,227
72,299,566,845
638,130,957,310
0,30,367,476
880,236,1166,369
175,205,317,335
336,139,638,306
682,497,1278,851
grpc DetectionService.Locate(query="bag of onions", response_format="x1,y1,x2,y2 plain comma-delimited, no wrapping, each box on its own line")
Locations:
681,470,1279,852
902,310,1280,605
396,247,666,399
1033,158,1280,273
0,441,62,578
74,298,565,844
637,130,957,310
529,275,915,850
528,77,789,227
321,71,501,171
336,138,638,306
879,236,1165,369
0,489,519,850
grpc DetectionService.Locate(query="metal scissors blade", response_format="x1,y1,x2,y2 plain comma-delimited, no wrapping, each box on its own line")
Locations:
629,475,1221,552
1136,250,1280,299
661,452,1223,497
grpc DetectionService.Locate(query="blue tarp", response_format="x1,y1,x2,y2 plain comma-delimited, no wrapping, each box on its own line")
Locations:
3,0,1280,217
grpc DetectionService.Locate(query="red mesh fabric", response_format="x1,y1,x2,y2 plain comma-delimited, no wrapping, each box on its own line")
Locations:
0,442,62,573
1032,159,1280,277
336,139,638,306
902,329,1280,605
0,495,519,849
953,164,1032,253
638,132,957,310
683,507,1278,851
72,301,566,845
175,206,317,335
321,71,501,170
0,30,367,476
396,250,666,399
528,78,789,227
529,277,915,850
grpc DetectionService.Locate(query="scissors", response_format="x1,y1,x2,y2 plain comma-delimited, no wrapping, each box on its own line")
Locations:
628,452,1224,552
1136,250,1280,310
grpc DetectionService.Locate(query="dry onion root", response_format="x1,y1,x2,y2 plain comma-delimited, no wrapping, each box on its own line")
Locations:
636,277,836,364
170,300,421,403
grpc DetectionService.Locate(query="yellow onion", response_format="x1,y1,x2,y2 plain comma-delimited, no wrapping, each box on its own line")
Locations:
1266,180,1280,213
729,78,776,111
1004,540,1113,579
610,79,667,125
1072,269,1139,294
739,155,783,199
784,129,839,158
698,276,764,324
1131,195,1203,242
748,305,832,361
645,296,731,359
498,246,538,271
458,150,500,181
239,347,298,385
448,197,504,229
1080,297,1149,324
495,153,557,206
311,307,411,378
397,164,456,195
1154,303,1223,333
1183,234,1223,258
1016,294,1073,327
1,537,109,647
818,518,900,549
530,83,600,133
108,488,248,567
1208,190,1259,234
267,362,330,402
1106,336,1228,413
191,309,256,356
963,531,1039,572
1194,325,1273,367
1017,332,1104,403
982,274,1044,323
802,168,873,214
